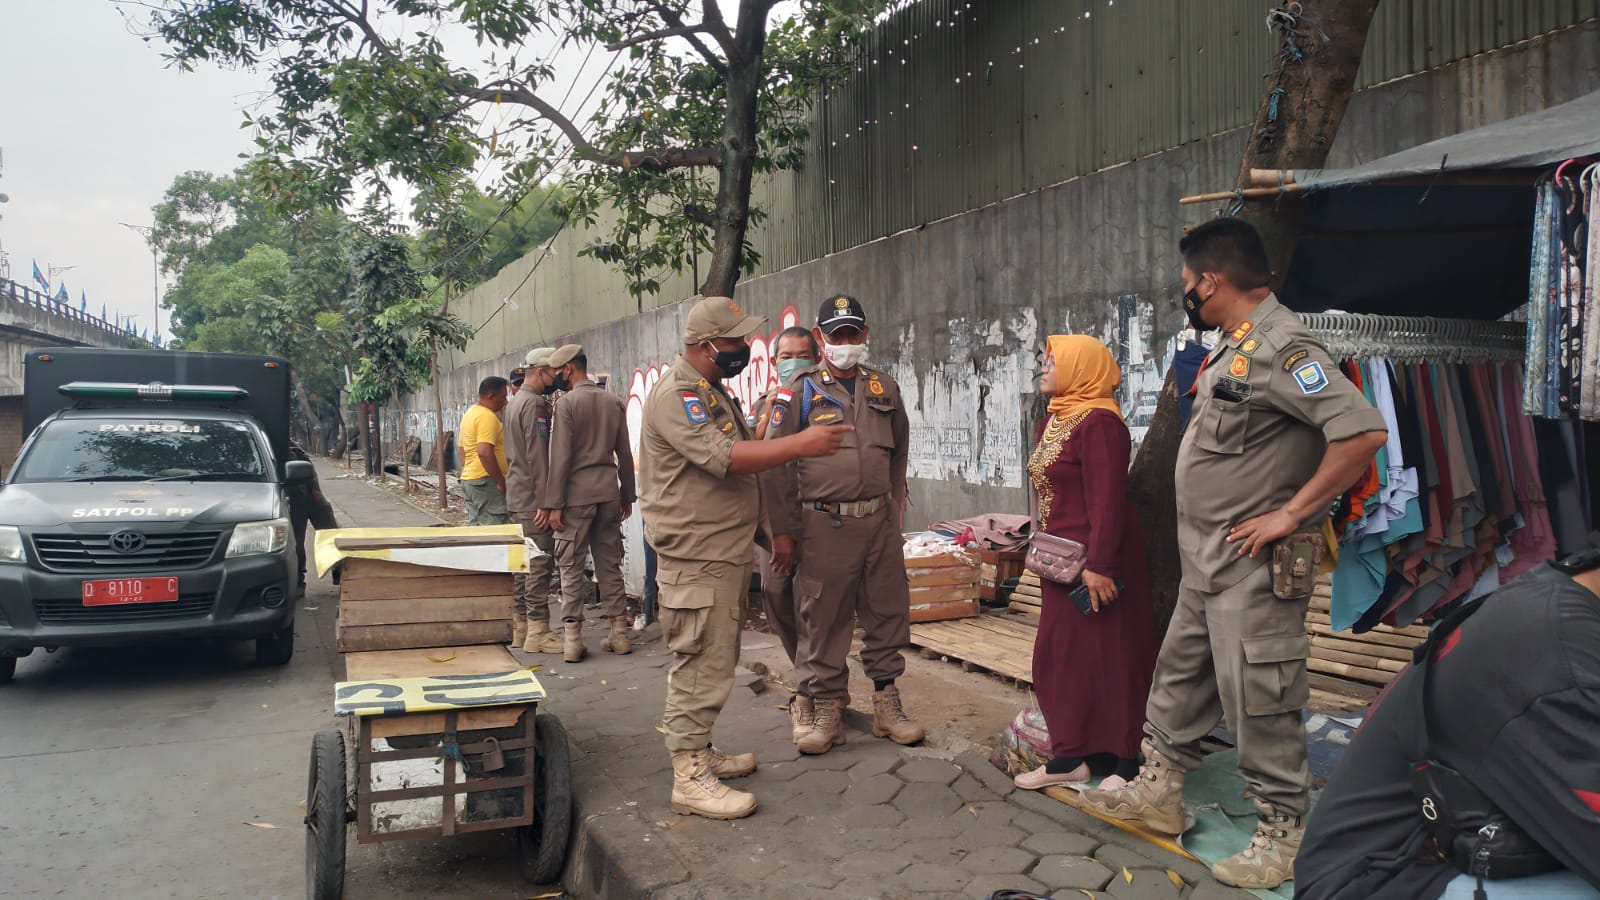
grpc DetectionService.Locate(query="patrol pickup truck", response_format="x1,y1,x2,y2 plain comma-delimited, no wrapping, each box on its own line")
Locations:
0,349,312,683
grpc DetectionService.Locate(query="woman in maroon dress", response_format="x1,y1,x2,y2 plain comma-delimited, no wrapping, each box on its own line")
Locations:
1014,334,1158,791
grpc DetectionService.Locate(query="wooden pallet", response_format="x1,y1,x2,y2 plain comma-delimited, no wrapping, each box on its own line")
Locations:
909,613,1038,684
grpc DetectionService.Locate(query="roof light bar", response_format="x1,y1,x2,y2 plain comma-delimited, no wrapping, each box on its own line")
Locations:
58,381,250,402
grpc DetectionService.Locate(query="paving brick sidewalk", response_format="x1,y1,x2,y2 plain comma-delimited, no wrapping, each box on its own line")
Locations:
316,462,1248,899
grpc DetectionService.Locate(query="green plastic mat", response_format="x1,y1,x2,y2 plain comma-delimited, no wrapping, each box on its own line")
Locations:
1177,749,1296,900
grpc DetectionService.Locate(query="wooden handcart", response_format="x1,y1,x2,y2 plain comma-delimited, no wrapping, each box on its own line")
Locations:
305,527,571,898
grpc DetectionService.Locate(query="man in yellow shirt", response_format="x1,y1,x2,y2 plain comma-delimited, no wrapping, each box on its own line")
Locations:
459,375,511,525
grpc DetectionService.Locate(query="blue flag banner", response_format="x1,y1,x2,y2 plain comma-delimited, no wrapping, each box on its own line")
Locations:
55,284,69,304
32,260,48,291
80,291,87,312
101,304,107,322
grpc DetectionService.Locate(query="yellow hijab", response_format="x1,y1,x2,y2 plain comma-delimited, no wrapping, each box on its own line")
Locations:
1044,334,1124,421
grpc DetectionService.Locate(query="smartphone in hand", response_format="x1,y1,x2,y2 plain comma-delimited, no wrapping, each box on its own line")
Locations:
1069,579,1124,615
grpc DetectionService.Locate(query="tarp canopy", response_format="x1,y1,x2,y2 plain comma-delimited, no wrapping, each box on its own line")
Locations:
1295,90,1600,189
1278,91,1600,320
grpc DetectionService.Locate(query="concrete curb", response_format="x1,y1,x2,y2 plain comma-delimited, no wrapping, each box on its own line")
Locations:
561,769,693,899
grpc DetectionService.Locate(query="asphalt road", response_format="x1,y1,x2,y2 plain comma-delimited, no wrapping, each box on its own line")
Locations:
0,465,534,899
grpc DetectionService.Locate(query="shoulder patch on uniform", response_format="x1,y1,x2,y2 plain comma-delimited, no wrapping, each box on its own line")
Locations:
1231,320,1254,343
1228,353,1250,379
681,392,708,424
770,403,786,428
720,421,735,433
1239,338,1260,356
1292,361,1329,395
536,414,550,437
1282,350,1309,372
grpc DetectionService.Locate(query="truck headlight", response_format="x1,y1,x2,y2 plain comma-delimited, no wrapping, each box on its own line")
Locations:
0,526,23,564
226,519,289,558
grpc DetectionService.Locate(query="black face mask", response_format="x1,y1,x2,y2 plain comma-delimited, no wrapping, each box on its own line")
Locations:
707,342,752,378
1183,280,1212,333
550,372,571,394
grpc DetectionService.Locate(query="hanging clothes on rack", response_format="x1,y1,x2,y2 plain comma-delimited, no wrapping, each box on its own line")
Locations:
1524,160,1598,420
1301,314,1572,632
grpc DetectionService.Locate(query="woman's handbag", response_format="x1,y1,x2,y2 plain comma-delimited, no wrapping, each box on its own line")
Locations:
1024,531,1088,585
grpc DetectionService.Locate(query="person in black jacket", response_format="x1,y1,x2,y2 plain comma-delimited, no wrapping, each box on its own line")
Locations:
1296,544,1600,900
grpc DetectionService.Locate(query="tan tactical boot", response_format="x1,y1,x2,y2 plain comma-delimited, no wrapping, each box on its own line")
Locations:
562,620,587,663
1211,799,1304,889
789,694,815,743
511,612,528,649
1077,738,1187,835
796,697,846,754
600,616,631,655
870,685,925,745
670,749,757,820
523,620,564,654
702,745,757,779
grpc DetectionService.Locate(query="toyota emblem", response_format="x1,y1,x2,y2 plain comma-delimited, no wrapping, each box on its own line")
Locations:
109,530,146,554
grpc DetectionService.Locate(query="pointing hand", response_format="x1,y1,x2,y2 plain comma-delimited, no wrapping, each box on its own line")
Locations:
797,424,853,457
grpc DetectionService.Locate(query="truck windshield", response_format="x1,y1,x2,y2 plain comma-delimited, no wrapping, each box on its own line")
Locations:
12,418,269,483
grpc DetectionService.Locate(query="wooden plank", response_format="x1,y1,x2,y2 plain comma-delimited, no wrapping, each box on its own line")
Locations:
908,584,981,604
334,535,522,551
339,558,474,580
903,552,976,569
1311,644,1406,673
908,599,980,623
1009,601,1043,616
1305,610,1428,639
1310,633,1414,663
1308,657,1396,686
1309,672,1381,701
1306,619,1426,650
338,595,511,627
1309,687,1373,714
1011,584,1043,599
343,644,521,680
338,621,513,653
906,565,983,587
341,573,512,602
367,705,527,739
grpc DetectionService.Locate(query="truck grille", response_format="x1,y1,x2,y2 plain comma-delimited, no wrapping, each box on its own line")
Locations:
31,531,223,572
33,593,216,625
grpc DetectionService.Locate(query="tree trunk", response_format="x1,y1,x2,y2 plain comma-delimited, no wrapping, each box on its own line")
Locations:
290,371,321,455
698,0,773,298
1128,0,1382,636
395,390,411,494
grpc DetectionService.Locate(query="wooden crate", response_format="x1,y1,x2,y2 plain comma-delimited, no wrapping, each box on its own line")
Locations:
905,549,980,622
977,550,1026,602
337,557,513,652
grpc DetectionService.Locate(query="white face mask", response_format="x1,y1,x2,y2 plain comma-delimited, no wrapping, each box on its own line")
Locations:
823,341,869,369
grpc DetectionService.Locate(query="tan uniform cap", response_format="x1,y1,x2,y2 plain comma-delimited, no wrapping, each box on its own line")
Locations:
684,296,765,343
525,346,557,367
547,344,583,368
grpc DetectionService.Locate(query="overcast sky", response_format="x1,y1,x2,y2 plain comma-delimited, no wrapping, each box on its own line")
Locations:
1,0,606,342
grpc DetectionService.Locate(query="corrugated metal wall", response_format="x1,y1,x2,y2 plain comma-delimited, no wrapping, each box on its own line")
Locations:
439,1,1597,370
748,0,1599,271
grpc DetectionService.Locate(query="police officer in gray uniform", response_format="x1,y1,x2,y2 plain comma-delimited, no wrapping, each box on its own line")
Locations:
1080,218,1388,890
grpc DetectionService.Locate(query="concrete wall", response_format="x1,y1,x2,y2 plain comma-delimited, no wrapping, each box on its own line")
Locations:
396,23,1600,592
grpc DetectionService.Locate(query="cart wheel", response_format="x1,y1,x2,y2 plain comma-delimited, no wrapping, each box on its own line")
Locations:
305,729,348,900
518,713,573,885
0,656,15,685
256,624,295,667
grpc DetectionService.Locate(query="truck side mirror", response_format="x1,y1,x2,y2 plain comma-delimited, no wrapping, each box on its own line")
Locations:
285,460,316,484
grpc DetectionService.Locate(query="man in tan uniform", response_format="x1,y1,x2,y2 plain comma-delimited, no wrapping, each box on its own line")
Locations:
1079,218,1387,890
505,347,563,653
748,326,820,666
763,295,924,755
540,344,635,663
639,296,850,820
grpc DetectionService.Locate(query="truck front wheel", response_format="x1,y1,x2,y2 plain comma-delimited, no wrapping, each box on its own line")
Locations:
256,625,295,666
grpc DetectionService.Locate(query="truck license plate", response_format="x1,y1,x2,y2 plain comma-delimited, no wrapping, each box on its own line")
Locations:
82,577,180,606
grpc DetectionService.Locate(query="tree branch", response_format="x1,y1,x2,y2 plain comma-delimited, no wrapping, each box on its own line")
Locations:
457,80,594,156
634,1,728,73
598,147,724,170
700,0,739,61
606,23,711,52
